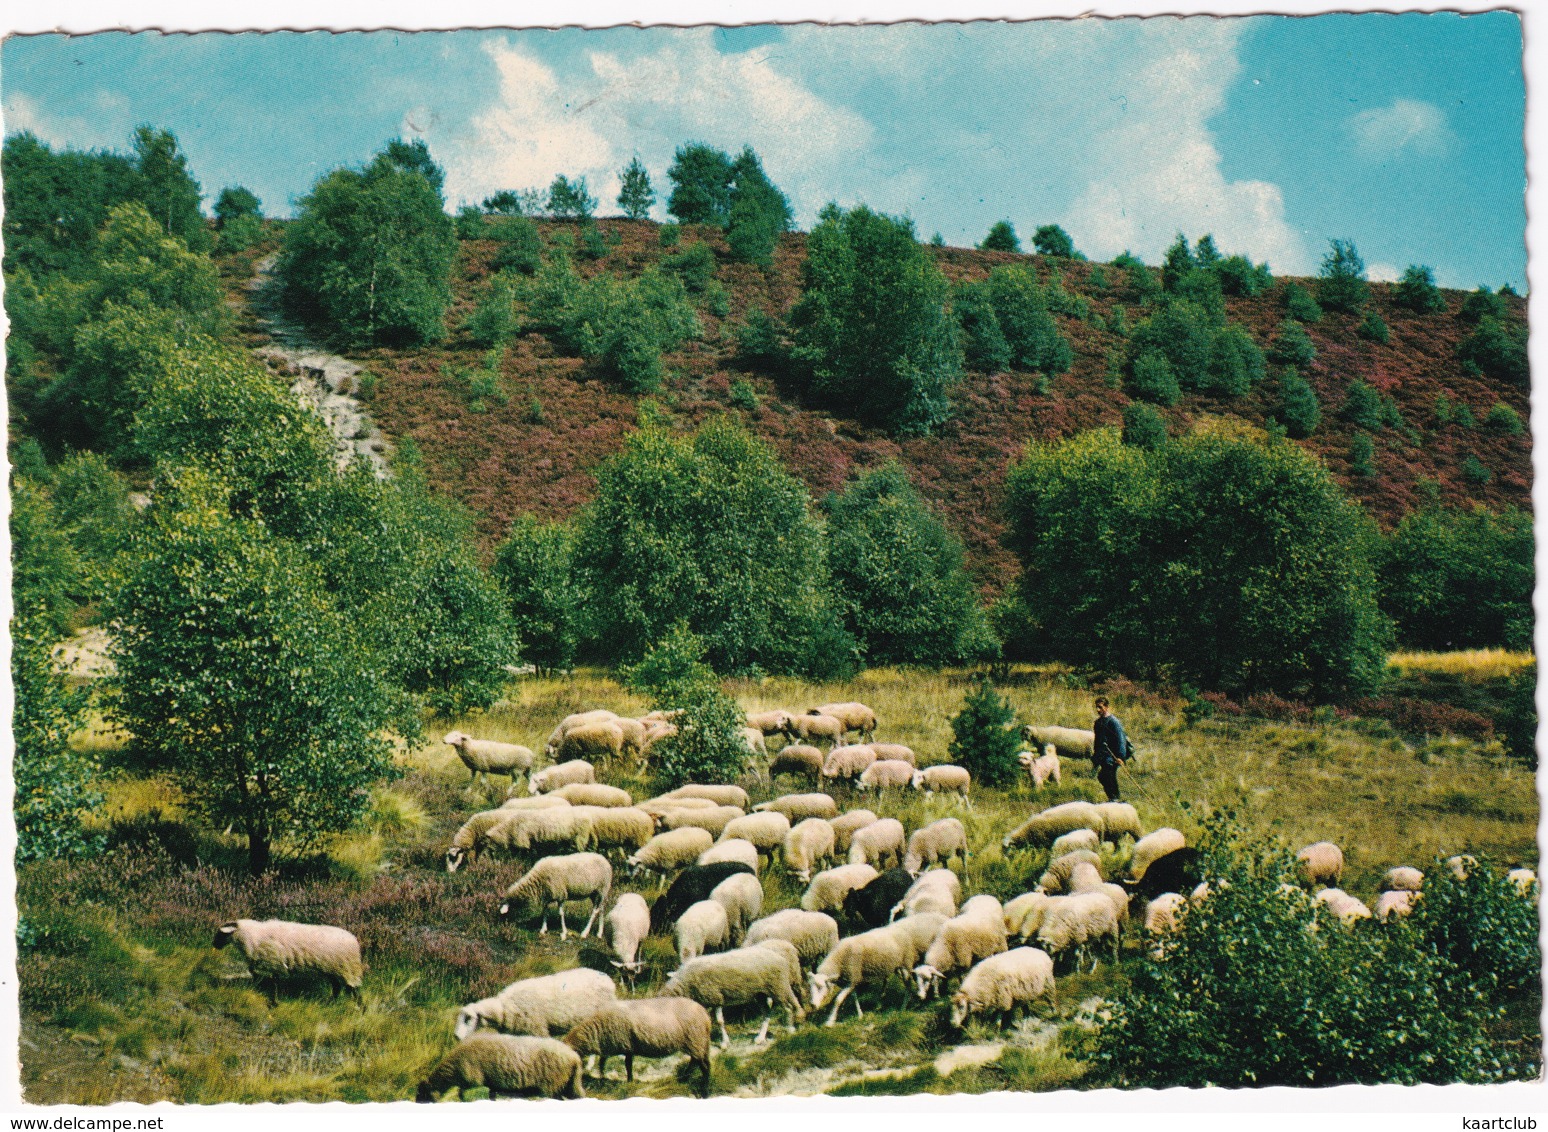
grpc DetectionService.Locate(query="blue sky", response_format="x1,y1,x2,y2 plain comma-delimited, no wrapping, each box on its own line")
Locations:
2,14,1527,289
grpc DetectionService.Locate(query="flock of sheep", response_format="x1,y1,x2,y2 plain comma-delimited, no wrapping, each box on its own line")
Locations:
209,701,1540,1102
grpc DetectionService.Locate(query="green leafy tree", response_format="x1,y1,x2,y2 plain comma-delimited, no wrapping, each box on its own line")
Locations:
1457,316,1528,385
378,138,445,195
955,280,1012,373
1341,380,1386,430
483,190,524,215
787,204,963,435
667,143,735,225
277,142,457,345
574,419,853,676
463,272,521,346
617,157,655,220
1161,233,1195,291
662,241,717,292
2,131,143,275
980,221,1021,253
490,215,544,274
547,174,597,221
725,147,793,266
1358,310,1389,343
1269,320,1316,367
1121,401,1168,449
1499,663,1537,768
454,205,486,240
628,626,750,791
132,126,210,252
1395,265,1446,313
1192,233,1221,268
983,266,1074,375
1283,282,1323,323
1216,254,1273,296
1349,433,1375,478
1128,348,1180,407
824,463,995,666
1459,286,1506,324
1380,505,1534,651
214,186,262,227
1032,224,1076,258
947,676,1022,787
1317,238,1369,314
1205,323,1265,396
1275,370,1322,439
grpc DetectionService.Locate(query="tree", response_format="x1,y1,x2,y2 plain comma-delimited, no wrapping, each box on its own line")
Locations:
1216,254,1273,296
617,157,655,220
1283,282,1323,323
132,126,210,252
1004,420,1390,699
1161,233,1195,291
1317,238,1369,314
1128,348,1180,406
278,142,457,345
1358,310,1389,343
1340,380,1386,430
627,625,750,791
493,515,581,673
1459,286,1506,324
948,676,1021,787
955,280,1012,373
980,221,1021,253
1032,224,1075,258
379,138,445,195
1268,320,1316,366
725,147,793,267
547,174,596,221
1275,370,1322,439
214,186,262,227
1380,505,1534,651
666,143,735,225
983,267,1074,375
483,190,524,215
2,131,143,275
1121,402,1168,449
574,419,853,676
1457,316,1528,385
1192,234,1221,268
490,215,544,274
824,463,995,666
1395,265,1446,313
786,204,963,435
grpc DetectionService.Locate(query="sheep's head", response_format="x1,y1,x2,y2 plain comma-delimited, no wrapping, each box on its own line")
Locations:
453,1006,483,1041
499,890,535,920
212,922,239,949
808,972,836,1010
948,992,972,1029
912,964,944,1000
445,846,467,873
528,775,545,796
910,771,926,790
442,730,468,749
902,853,923,875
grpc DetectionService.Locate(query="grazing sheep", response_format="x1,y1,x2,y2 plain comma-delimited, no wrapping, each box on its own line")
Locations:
1036,850,1104,894
556,722,625,764
1445,854,1478,881
544,710,621,754
569,806,655,857
498,853,613,940
416,1034,584,1102
529,759,597,795
1018,745,1061,790
1297,842,1345,888
784,818,837,882
1143,892,1189,944
1508,867,1538,897
842,867,915,928
664,784,751,810
1036,892,1122,972
1003,891,1052,943
1002,801,1103,850
911,764,972,805
868,743,917,767
1019,725,1095,760
753,793,840,821
829,809,879,855
718,812,791,858
614,718,648,760
745,909,841,970
1314,888,1372,925
699,839,761,872
768,744,825,781
554,783,633,808
895,869,963,921
913,894,1009,998
562,998,713,1097
640,723,678,759
212,919,363,1004
499,794,573,811
848,818,906,870
746,709,795,737
903,817,968,874
676,900,732,963
1381,866,1425,893
446,810,524,872
443,731,535,790
498,807,596,859
1127,828,1187,881
455,969,618,1040
1094,801,1142,843
605,893,650,976
812,702,878,739
820,743,876,779
662,805,745,839
736,728,767,759
1374,889,1418,922
638,795,717,819
802,863,880,914
629,828,717,888
1122,847,1206,905
651,863,757,933
807,913,946,1025
661,941,806,1048
857,759,916,792
949,947,1057,1029
709,872,764,945
1049,828,1100,857
793,713,849,746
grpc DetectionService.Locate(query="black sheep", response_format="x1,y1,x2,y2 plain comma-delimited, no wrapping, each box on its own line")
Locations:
649,861,756,932
1122,847,1205,904
842,867,914,927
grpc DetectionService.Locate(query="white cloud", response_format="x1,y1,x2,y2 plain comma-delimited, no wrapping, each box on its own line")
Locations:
1348,98,1454,159
1367,262,1402,284
3,89,130,150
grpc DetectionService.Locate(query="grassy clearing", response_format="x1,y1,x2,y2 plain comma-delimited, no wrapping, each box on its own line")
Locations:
1387,649,1534,681
19,664,1540,1103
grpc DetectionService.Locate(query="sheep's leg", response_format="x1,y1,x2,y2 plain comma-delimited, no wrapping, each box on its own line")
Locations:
580,899,600,939
716,1007,731,1051
539,909,550,936
824,985,852,1026
755,1008,771,1045
625,1054,635,1082
559,903,570,942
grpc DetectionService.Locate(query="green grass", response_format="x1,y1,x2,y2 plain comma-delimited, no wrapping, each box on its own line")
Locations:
19,663,1540,1102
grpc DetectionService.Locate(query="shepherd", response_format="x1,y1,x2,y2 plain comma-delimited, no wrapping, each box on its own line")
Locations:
1091,696,1134,802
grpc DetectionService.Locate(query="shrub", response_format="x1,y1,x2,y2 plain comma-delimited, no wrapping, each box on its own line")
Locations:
1284,282,1323,322
725,147,792,267
1349,433,1375,477
1121,402,1168,449
1409,858,1540,997
1485,402,1524,434
616,157,655,221
1128,348,1180,407
578,222,611,261
736,307,791,375
1341,380,1386,430
1459,285,1506,324
1216,254,1272,296
1458,316,1528,385
1269,319,1317,366
662,241,717,292
727,378,759,411
658,222,681,248
947,676,1022,787
1317,238,1369,314
980,220,1021,253
490,215,543,274
217,212,264,253
1275,370,1321,439
1461,454,1492,485
1358,309,1389,343
955,281,1012,373
463,273,521,347
666,143,735,226
1395,265,1446,313
1204,323,1265,396
1498,663,1537,768
1033,224,1077,258
983,267,1073,375
628,626,749,790
454,205,485,240
546,174,596,221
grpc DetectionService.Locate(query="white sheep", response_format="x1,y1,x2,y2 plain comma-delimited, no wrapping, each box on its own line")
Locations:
416,1034,584,1101
561,997,713,1097
783,818,837,883
499,794,573,811
629,828,717,888
1020,724,1095,759
718,811,791,858
1314,888,1372,926
1508,867,1538,897
498,852,613,939
1094,801,1142,843
1381,866,1425,893
791,713,849,745
849,817,906,870
442,730,534,790
911,764,972,805
1036,850,1103,894
555,722,625,764
664,784,751,809
1002,801,1102,850
768,744,825,780
746,709,795,737
802,863,880,914
662,805,746,838
569,806,655,857
820,743,876,779
1127,827,1187,881
212,919,363,1004
740,727,768,758
528,759,597,795
675,899,731,963
1049,828,1100,856
1018,744,1061,790
807,913,946,1025
637,795,717,819
661,941,806,1048
494,807,596,860
709,872,764,945
811,701,878,739
829,809,879,855
1036,891,1121,972
543,709,621,755
1143,892,1189,946
446,810,524,872
1446,854,1478,881
698,839,761,872
868,743,917,767
949,947,1057,1029
913,894,1008,998
857,759,916,792
903,817,968,874
752,793,839,821
1297,841,1345,888
894,869,963,921
744,909,840,970
604,893,650,976
553,782,633,808
1374,889,1418,923
1002,891,1051,942
454,968,618,1039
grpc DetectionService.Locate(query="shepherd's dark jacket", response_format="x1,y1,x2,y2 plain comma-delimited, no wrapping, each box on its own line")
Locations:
1092,714,1129,769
